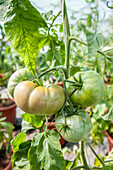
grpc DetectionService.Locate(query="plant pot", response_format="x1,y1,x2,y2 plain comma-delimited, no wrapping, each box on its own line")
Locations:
0,98,16,124
36,122,66,146
104,131,113,153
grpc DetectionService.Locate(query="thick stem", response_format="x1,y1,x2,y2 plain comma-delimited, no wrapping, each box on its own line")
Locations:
84,139,105,167
80,141,91,170
62,0,70,78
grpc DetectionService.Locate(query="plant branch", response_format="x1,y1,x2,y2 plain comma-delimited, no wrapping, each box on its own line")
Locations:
84,139,105,167
104,159,113,163
71,166,86,170
69,36,112,62
57,69,74,113
49,10,62,30
64,79,82,87
92,167,101,169
80,141,91,170
62,0,70,78
37,66,67,79
69,37,87,46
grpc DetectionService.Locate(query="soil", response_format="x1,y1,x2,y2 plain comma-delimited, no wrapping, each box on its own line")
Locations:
0,99,15,108
0,147,13,170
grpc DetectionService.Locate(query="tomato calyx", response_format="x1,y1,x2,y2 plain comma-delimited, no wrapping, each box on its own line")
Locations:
66,74,83,97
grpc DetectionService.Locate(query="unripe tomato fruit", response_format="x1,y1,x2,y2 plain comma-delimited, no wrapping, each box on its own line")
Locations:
55,110,91,142
14,81,65,115
8,68,34,98
66,71,105,108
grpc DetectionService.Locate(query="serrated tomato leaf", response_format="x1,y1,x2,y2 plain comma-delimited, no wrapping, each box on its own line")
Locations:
11,140,31,170
31,130,65,170
11,131,26,152
86,31,105,57
2,0,47,75
28,146,41,170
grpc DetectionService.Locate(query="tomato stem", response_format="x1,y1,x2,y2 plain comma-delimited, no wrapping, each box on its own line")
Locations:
49,10,62,31
84,139,105,167
45,116,48,131
62,0,70,79
80,141,91,170
69,36,112,62
57,69,74,113
64,79,82,86
71,166,86,170
37,66,67,79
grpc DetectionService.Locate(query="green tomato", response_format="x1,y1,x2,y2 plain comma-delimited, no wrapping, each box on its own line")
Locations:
8,68,34,98
55,110,91,142
66,71,105,108
14,81,65,115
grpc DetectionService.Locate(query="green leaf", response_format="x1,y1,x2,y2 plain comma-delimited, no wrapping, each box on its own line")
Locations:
21,120,35,132
94,154,105,168
86,31,105,57
32,130,65,170
2,0,47,75
70,65,80,76
102,106,113,121
21,113,44,128
28,146,41,170
11,140,31,170
11,132,26,152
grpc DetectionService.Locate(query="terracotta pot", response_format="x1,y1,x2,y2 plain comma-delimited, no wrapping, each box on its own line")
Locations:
0,98,16,124
36,122,66,146
104,131,113,153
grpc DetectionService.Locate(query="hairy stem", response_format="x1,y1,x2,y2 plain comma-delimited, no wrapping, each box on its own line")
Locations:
84,139,105,167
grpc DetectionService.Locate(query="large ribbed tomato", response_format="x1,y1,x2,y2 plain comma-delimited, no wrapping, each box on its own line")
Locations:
8,68,34,98
66,70,105,108
14,81,65,115
55,109,91,142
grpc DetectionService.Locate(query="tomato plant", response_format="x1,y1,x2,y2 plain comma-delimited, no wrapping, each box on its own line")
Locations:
0,0,113,170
